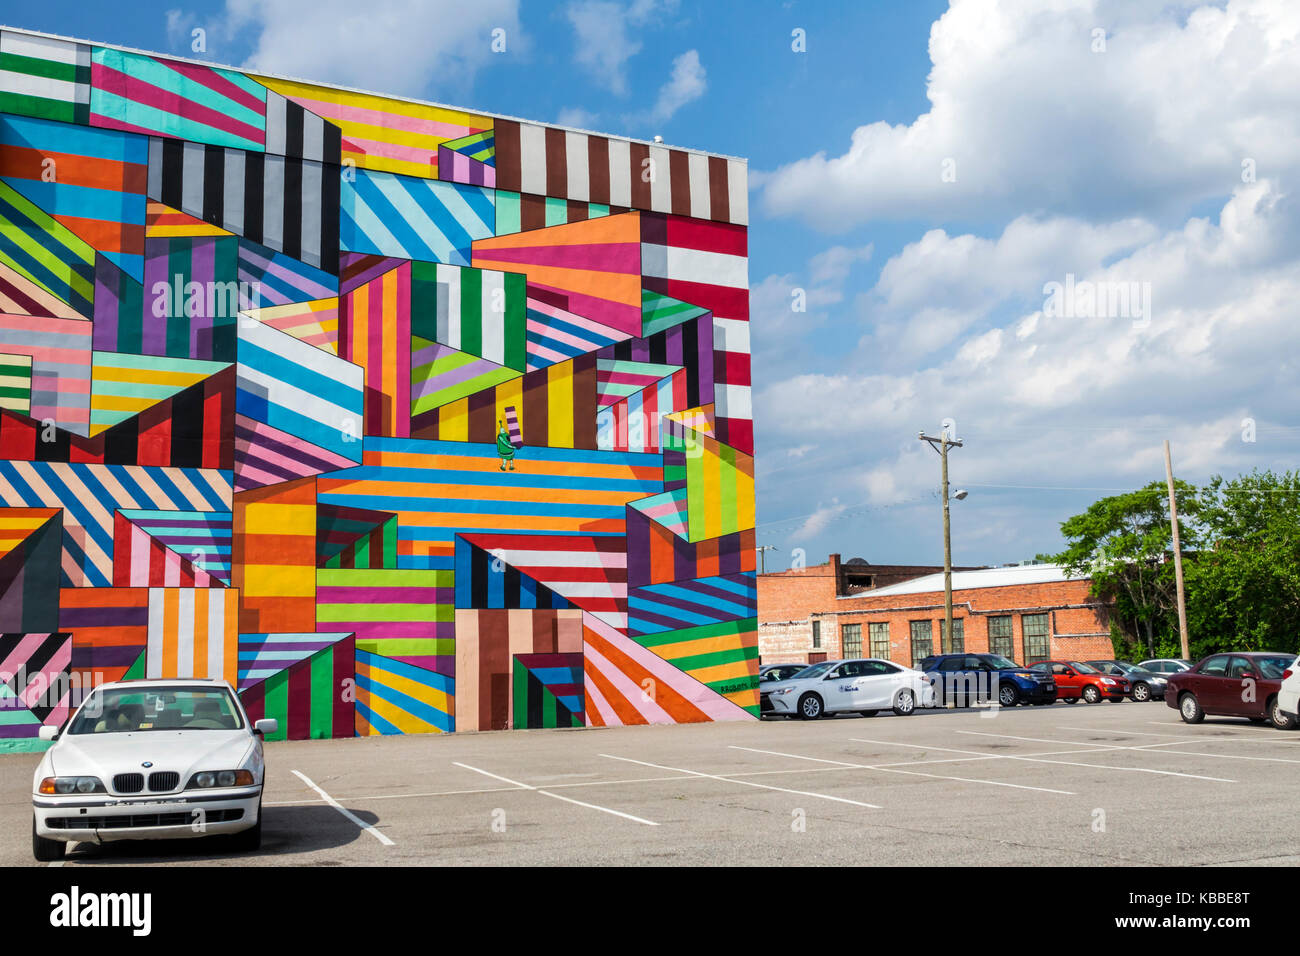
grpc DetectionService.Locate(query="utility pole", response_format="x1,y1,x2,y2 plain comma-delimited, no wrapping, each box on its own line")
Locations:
756,545,778,574
1164,440,1190,660
919,429,964,652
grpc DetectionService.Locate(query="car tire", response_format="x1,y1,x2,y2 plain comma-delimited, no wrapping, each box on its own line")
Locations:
857,710,878,717
892,689,916,716
798,693,824,720
1083,685,1102,704
230,800,263,852
32,816,64,862
1132,682,1151,702
1270,699,1298,730
1179,692,1205,724
997,683,1019,707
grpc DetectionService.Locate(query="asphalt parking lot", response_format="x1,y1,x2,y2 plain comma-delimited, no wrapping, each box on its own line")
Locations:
4,700,1299,866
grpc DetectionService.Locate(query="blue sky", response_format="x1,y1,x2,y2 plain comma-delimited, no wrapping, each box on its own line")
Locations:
7,0,1297,572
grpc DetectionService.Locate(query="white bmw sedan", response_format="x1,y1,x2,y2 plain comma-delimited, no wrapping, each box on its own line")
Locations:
761,658,937,720
32,679,276,861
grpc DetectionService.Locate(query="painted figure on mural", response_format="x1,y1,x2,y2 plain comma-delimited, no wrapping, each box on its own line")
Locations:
497,420,516,470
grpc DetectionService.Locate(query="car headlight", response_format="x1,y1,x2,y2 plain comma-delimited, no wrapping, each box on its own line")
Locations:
1152,677,1167,684
774,687,796,695
1014,672,1034,679
187,769,255,789
38,776,106,795
1100,678,1116,685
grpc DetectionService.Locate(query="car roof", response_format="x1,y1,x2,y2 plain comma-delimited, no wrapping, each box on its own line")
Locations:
92,677,234,691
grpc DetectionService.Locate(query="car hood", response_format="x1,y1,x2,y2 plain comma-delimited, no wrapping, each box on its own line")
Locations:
50,730,254,781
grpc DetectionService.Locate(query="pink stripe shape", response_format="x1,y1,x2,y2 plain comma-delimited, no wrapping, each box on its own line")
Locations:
130,522,150,585
528,285,640,335
583,612,754,722
524,298,628,337
91,63,263,145
291,96,481,139
162,59,265,115
476,242,642,272
0,633,45,678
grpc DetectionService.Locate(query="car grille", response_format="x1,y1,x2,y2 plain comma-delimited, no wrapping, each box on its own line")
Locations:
148,771,180,792
46,809,244,830
113,773,144,794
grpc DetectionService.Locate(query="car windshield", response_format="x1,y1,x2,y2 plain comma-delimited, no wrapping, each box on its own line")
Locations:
789,662,837,680
67,686,244,734
1257,657,1293,680
1069,662,1099,673
982,655,1019,670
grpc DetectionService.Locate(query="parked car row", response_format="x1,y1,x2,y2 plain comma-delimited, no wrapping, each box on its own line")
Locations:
760,652,1300,725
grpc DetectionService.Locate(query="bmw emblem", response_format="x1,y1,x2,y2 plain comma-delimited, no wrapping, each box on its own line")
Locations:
142,761,153,768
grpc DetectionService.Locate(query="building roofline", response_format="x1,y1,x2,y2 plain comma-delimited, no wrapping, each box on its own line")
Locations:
0,24,748,163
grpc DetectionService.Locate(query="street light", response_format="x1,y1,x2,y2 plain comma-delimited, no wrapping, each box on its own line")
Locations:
919,429,966,652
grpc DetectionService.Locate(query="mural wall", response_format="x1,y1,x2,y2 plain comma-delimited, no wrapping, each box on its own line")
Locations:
0,28,756,748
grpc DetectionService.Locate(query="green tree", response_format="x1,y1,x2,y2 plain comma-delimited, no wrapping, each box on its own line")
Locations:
1044,480,1201,658
1182,469,1300,656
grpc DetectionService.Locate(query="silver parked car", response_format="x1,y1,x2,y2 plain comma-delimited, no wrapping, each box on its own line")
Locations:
761,658,937,720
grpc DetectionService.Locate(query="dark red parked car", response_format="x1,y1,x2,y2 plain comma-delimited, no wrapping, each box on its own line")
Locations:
1165,652,1296,728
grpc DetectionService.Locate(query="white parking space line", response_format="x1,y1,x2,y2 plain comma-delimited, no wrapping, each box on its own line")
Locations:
952,731,1237,781
600,753,884,808
454,761,659,826
734,745,1078,795
451,762,534,790
291,770,395,846
533,788,660,825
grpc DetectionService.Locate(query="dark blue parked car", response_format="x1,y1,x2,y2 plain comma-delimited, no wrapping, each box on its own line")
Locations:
919,653,1057,707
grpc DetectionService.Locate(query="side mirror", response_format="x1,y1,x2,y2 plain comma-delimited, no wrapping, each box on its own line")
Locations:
1242,670,1258,681
1063,670,1076,677
38,725,59,741
254,718,278,736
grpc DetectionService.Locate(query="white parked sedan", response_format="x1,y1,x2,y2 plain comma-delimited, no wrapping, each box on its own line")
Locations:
1276,655,1300,724
32,679,276,861
761,658,936,720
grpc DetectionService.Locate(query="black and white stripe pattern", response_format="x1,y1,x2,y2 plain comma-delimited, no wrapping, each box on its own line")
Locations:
264,90,342,165
147,137,340,275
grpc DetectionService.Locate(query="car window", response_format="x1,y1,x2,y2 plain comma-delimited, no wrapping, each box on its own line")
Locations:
791,662,835,680
963,656,987,670
68,686,244,734
1070,662,1099,673
1227,656,1252,679
1030,662,1049,673
982,655,1019,670
1199,656,1229,677
1258,657,1292,680
1051,663,1070,675
861,660,898,675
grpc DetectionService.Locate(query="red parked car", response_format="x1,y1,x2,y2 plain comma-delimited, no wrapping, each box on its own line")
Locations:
1165,652,1296,728
1030,660,1130,703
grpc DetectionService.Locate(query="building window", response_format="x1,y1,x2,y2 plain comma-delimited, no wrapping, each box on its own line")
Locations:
940,618,964,654
910,620,933,667
1022,613,1050,663
988,615,1014,659
868,622,890,660
811,620,821,649
842,623,862,658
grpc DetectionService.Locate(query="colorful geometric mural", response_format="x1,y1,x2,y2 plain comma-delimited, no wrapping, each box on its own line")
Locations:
0,27,755,749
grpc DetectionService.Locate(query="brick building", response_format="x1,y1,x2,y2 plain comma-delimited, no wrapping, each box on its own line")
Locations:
759,555,1113,667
